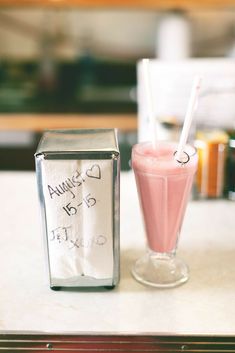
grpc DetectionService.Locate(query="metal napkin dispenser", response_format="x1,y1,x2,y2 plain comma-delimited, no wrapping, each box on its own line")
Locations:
35,129,120,289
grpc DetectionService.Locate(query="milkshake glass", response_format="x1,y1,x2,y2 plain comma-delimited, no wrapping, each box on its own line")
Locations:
132,141,198,288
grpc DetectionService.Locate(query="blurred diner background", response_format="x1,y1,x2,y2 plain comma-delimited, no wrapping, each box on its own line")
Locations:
0,1,235,200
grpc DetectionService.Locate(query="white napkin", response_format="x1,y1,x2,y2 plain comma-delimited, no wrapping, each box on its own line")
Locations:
41,159,113,280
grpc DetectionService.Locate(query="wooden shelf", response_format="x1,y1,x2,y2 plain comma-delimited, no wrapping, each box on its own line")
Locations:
0,0,235,9
0,114,137,132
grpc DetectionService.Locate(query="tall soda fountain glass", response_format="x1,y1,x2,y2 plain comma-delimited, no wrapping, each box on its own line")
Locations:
132,141,198,288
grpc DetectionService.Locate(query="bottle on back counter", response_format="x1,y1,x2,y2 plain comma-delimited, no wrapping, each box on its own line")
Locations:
226,131,235,201
195,130,228,198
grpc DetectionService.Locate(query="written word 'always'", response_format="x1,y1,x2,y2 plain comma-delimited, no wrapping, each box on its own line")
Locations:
47,164,101,200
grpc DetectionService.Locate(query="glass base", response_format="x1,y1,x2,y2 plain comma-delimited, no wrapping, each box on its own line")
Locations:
132,251,189,288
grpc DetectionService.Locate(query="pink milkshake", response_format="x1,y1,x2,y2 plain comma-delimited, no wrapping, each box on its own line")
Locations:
132,141,198,287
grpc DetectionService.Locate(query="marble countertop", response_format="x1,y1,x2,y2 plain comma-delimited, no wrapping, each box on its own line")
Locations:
0,171,235,335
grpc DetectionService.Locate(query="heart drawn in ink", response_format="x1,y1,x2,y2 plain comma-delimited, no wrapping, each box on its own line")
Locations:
86,164,101,180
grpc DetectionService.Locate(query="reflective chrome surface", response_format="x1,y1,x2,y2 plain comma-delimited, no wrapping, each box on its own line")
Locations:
1,334,235,352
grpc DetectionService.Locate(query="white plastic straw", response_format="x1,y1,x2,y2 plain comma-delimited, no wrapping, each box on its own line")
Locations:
175,76,202,162
142,58,157,149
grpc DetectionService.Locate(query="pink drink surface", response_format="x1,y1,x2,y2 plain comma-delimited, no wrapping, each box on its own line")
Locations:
132,142,198,253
